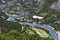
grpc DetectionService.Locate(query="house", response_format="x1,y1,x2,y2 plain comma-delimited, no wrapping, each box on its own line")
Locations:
1,16,5,19
0,4,6,9
17,10,30,17
20,0,32,7
54,21,60,24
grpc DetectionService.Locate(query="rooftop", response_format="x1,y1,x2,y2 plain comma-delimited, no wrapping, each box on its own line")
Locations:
33,15,43,19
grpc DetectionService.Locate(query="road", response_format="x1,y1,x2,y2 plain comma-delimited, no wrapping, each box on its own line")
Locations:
19,22,58,40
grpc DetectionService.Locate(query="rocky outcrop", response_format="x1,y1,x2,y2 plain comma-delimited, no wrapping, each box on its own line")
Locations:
50,0,60,10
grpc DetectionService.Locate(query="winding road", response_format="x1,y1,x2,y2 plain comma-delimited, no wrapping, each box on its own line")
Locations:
19,22,58,40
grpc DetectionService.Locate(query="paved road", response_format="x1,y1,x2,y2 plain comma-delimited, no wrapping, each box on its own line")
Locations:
19,22,58,40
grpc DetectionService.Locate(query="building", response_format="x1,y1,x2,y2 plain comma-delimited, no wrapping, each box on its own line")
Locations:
33,15,43,19
17,10,30,17
0,4,6,9
54,21,60,25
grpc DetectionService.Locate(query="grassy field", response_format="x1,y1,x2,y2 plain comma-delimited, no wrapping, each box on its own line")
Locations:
32,28,51,38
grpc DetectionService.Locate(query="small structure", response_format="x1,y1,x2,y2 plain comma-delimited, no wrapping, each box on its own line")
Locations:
33,15,43,19
0,5,6,9
2,0,5,3
54,21,60,24
1,16,5,19
17,10,30,17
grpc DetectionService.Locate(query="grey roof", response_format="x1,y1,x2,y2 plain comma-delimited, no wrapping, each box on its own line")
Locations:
0,5,6,9
54,21,60,24
17,10,30,16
